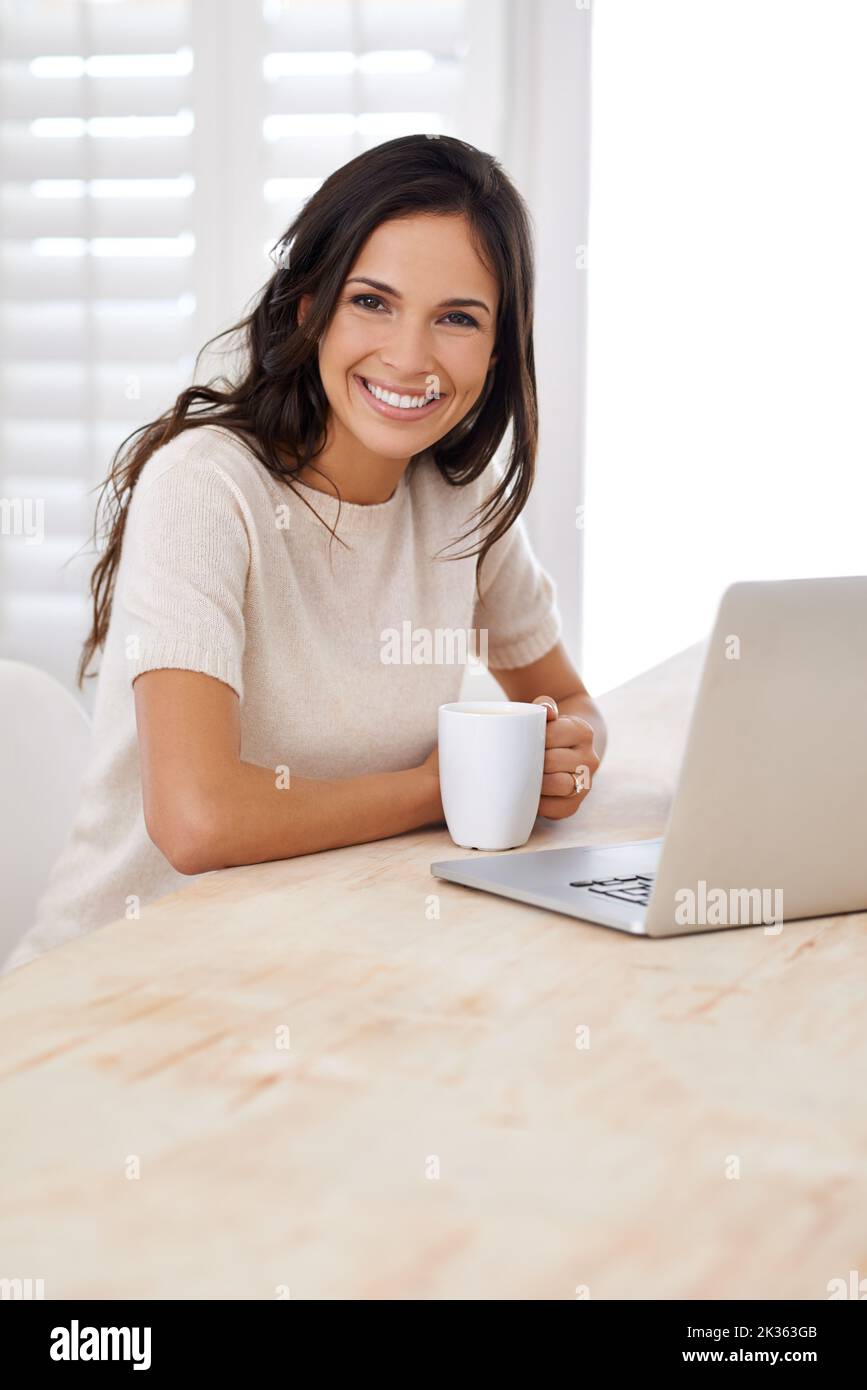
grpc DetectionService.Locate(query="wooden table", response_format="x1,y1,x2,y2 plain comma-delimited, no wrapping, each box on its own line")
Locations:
2,644,865,1300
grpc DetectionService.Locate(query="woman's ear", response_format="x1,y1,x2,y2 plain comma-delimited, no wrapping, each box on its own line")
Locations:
297,293,312,327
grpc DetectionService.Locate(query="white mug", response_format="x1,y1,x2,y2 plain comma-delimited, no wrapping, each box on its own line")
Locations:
438,700,547,851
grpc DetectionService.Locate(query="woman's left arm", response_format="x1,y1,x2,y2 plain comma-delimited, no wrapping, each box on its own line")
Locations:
489,640,607,820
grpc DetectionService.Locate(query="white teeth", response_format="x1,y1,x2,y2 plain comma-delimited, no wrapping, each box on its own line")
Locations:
362,378,437,409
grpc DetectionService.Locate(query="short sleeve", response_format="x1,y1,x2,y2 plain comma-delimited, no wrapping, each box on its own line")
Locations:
472,514,563,669
119,451,250,699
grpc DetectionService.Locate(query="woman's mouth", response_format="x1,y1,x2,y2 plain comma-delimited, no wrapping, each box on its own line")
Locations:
353,374,447,421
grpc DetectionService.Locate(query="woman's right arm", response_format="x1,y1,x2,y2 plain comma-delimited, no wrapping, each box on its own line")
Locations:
134,668,444,875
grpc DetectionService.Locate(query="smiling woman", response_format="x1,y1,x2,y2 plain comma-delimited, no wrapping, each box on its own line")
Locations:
3,134,605,973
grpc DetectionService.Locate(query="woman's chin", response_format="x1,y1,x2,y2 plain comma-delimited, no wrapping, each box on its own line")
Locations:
357,435,422,460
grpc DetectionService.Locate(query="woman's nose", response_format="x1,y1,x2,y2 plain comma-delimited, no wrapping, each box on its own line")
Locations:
378,319,433,378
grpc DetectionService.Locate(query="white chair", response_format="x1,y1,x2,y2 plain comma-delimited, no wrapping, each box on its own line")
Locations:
0,660,91,963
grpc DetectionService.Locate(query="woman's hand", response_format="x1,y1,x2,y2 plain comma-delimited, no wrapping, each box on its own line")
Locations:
533,694,600,820
415,741,443,826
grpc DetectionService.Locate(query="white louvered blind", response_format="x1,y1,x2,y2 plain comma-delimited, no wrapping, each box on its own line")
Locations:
0,0,198,704
0,0,488,707
260,0,468,267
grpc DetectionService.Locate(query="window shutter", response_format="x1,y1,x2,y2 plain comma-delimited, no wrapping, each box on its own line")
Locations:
0,0,196,703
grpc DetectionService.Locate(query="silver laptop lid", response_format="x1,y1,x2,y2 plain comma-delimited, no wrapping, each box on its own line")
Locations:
645,576,867,936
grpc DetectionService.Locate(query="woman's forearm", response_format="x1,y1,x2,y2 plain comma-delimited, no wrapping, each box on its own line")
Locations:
169,760,444,874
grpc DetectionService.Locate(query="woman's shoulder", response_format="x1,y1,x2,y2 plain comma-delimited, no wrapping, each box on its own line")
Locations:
134,422,274,508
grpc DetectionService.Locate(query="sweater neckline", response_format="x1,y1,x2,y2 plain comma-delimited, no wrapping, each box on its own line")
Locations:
206,423,423,531
284,464,405,508
275,451,431,533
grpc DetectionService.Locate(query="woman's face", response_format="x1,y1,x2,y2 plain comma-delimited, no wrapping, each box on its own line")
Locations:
303,213,499,460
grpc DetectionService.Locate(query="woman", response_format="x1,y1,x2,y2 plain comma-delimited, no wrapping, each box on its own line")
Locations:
3,134,606,972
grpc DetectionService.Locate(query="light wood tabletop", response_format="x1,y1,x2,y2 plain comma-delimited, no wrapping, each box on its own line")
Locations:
2,643,865,1300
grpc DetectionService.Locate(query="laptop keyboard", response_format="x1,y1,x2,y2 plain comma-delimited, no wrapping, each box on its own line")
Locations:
568,874,655,906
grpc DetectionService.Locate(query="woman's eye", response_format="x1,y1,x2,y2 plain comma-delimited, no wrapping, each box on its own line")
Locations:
442,311,479,328
351,294,385,311
349,295,478,329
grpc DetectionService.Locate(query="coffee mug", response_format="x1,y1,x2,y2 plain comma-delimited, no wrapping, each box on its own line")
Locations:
438,700,547,850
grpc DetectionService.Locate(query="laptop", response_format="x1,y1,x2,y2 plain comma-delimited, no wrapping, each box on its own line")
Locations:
431,577,867,937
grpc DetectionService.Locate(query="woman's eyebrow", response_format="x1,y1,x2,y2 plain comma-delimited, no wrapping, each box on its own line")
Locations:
345,276,492,316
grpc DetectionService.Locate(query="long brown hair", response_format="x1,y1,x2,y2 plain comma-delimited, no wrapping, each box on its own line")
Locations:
77,133,538,686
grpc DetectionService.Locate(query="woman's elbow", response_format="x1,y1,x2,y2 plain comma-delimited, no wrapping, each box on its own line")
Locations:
144,794,226,876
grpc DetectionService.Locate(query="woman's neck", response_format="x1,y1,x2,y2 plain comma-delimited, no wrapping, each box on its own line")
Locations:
280,421,413,505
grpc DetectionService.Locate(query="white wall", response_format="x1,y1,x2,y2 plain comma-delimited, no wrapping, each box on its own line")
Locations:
584,0,867,696
504,0,591,675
